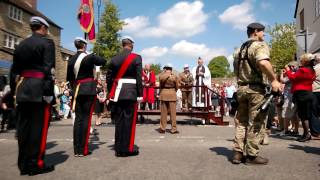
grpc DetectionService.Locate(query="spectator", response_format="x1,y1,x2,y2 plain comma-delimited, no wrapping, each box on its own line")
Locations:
311,53,320,137
225,82,237,116
280,61,299,136
60,89,71,119
285,53,315,142
94,79,106,126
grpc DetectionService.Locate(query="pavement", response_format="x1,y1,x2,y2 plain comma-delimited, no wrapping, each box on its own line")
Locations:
0,115,319,180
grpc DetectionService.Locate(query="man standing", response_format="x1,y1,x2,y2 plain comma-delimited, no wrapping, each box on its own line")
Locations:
179,64,194,111
232,22,281,165
141,64,156,110
106,36,143,157
225,82,237,116
159,64,179,134
67,37,106,157
192,57,211,108
10,17,55,175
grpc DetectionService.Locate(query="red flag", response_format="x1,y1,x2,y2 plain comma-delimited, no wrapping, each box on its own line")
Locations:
78,0,95,42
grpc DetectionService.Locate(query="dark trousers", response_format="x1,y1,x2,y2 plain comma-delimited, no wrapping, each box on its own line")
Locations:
73,95,95,155
17,102,51,172
111,100,138,153
311,92,320,135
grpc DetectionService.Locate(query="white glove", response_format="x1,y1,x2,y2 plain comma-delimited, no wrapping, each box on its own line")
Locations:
137,97,143,103
43,96,53,104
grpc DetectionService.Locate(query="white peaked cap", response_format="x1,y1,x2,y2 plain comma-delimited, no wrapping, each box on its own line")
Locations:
75,37,88,44
184,64,189,68
30,16,49,27
121,35,135,43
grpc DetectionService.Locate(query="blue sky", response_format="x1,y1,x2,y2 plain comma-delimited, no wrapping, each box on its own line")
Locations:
38,0,296,70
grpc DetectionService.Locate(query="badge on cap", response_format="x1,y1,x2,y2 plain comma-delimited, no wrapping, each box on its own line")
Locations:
30,16,49,28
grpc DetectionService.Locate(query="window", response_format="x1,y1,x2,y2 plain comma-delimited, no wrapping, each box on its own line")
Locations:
8,5,23,22
316,0,320,18
300,9,305,30
3,34,19,49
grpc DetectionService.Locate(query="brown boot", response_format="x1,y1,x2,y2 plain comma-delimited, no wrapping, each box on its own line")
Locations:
232,151,244,164
245,155,269,165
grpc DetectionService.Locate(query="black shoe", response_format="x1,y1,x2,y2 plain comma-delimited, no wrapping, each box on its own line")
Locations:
297,133,311,142
170,130,179,134
232,151,244,164
20,170,29,176
28,165,55,176
158,129,165,134
116,150,139,157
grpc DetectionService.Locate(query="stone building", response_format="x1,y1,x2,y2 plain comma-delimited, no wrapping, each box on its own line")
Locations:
0,0,74,80
294,0,320,57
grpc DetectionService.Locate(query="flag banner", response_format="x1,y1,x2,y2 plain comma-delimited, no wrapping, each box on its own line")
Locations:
78,0,95,42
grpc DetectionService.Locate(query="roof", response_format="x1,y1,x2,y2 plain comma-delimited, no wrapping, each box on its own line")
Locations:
294,0,299,18
60,46,75,56
4,0,62,29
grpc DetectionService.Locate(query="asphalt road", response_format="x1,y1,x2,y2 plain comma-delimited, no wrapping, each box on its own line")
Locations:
0,116,319,180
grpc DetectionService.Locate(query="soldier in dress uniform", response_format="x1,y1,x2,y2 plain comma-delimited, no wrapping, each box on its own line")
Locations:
179,64,194,111
10,16,55,175
159,64,179,134
106,36,143,157
67,37,106,157
232,22,281,165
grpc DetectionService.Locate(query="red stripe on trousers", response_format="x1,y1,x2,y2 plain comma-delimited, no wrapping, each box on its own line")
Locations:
83,96,96,155
128,103,138,152
37,103,51,168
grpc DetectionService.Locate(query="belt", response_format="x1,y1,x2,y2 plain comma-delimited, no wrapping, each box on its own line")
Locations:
238,82,266,87
75,77,95,84
21,70,45,79
162,87,175,89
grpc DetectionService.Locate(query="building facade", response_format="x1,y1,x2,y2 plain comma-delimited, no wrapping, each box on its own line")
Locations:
294,0,320,57
0,0,74,80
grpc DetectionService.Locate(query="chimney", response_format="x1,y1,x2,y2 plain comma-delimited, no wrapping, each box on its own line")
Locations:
24,0,37,9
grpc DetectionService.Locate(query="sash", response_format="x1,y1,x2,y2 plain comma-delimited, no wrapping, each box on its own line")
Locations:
74,52,88,79
109,53,137,102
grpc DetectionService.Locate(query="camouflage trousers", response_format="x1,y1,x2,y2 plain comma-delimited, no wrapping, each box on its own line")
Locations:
233,85,267,156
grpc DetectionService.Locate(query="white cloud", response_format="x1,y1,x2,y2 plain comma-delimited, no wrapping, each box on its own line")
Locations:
122,16,150,33
218,0,255,30
140,46,169,64
123,1,208,38
171,40,228,62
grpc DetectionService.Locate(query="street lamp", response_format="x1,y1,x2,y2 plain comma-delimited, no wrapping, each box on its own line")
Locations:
296,27,312,53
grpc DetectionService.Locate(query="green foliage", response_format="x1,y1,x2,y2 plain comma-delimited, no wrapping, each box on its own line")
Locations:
208,56,230,78
150,63,162,75
93,1,125,69
267,23,297,72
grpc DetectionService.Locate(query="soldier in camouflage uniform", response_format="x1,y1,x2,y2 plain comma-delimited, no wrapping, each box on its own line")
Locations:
179,64,194,111
232,23,281,165
159,64,179,134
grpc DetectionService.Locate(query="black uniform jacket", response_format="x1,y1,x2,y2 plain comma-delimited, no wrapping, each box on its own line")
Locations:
10,33,55,102
67,51,106,95
106,49,143,101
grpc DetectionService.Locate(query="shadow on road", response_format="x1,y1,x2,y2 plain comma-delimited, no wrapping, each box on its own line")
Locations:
209,147,233,162
89,133,107,152
45,151,69,166
107,144,140,152
46,141,58,150
288,144,320,155
138,115,203,125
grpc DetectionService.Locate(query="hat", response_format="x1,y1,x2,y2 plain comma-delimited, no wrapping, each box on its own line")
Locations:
164,63,173,68
121,36,135,43
30,16,49,28
74,37,88,44
184,64,189,68
247,22,265,31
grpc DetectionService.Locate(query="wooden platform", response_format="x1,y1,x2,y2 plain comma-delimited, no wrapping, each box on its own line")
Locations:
138,110,228,125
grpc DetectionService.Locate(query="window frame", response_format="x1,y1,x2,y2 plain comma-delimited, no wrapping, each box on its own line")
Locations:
8,5,23,22
3,33,20,49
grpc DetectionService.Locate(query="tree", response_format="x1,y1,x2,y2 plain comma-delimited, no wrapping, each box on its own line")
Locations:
93,1,125,69
267,23,297,72
208,56,230,78
150,63,162,75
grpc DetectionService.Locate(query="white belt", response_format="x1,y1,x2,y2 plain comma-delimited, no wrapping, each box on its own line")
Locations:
111,78,136,102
